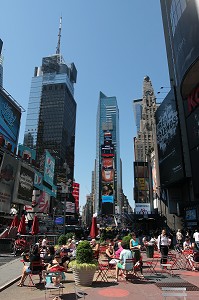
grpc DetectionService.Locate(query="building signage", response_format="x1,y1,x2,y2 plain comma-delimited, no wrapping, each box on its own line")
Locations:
44,150,55,186
135,203,151,214
17,164,34,202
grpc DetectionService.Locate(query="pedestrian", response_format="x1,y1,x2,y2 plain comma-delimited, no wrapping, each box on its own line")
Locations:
129,232,141,262
176,229,183,245
193,229,199,250
157,229,171,263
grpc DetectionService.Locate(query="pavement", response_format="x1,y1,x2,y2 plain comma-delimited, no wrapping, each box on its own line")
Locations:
1,254,199,299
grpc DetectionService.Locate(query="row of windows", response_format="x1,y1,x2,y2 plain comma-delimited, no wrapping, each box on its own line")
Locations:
170,0,187,36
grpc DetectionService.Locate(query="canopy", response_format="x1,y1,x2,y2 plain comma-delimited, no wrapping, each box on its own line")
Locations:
89,216,98,239
31,215,39,235
10,215,19,228
18,214,26,235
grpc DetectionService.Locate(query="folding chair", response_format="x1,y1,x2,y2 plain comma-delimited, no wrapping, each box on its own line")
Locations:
43,270,64,300
145,258,158,276
27,261,44,287
95,259,109,282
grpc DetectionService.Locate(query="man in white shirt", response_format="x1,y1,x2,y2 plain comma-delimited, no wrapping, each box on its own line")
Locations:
193,229,199,249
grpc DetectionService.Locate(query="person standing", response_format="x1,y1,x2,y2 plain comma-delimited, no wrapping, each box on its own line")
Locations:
129,232,141,262
193,229,199,250
157,229,171,263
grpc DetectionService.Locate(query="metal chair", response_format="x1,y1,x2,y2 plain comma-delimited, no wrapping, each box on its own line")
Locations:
27,260,44,287
74,285,85,300
42,270,64,300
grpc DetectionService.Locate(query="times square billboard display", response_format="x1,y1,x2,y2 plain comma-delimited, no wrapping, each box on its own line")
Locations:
101,132,114,215
134,161,149,203
161,0,199,90
156,89,184,186
0,89,21,152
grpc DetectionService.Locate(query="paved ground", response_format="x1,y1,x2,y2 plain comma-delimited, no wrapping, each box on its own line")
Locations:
1,254,199,299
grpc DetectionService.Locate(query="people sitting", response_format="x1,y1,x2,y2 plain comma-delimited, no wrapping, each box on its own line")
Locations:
115,241,133,282
90,238,100,259
43,245,55,265
115,242,123,259
46,251,66,285
17,244,43,287
183,237,193,251
105,243,115,261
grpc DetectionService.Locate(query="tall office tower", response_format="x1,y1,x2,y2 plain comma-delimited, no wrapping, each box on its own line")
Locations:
0,39,3,87
133,98,142,132
95,92,121,215
24,18,77,183
134,76,157,162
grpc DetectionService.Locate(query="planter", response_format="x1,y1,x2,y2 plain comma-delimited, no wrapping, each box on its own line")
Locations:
72,266,97,286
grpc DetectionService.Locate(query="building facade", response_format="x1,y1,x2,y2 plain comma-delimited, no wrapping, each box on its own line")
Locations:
24,42,77,185
0,39,3,87
95,92,121,216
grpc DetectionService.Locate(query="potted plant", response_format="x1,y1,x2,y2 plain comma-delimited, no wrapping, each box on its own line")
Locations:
69,240,98,286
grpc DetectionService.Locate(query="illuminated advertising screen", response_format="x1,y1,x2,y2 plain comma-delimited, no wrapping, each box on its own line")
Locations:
0,153,18,212
135,177,149,191
44,150,55,186
0,89,21,151
101,202,114,215
102,157,114,182
102,183,113,196
101,144,114,157
156,90,184,185
34,170,43,191
162,1,199,87
17,163,34,202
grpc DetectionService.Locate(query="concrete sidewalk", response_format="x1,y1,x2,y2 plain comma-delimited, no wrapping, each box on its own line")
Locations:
1,256,199,299
0,257,21,291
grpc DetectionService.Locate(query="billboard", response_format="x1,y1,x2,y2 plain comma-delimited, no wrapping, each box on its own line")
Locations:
156,89,184,185
102,157,114,182
34,170,43,190
0,153,18,213
18,144,36,160
44,150,55,186
162,0,199,96
25,190,50,213
17,164,34,202
0,89,21,151
135,203,151,214
102,183,113,196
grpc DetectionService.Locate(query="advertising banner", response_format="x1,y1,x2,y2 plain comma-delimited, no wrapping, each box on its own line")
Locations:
25,190,50,213
17,164,34,202
44,150,55,186
164,1,199,87
156,89,184,185
65,201,75,214
0,153,18,213
34,170,43,190
135,203,151,214
0,89,21,151
102,195,114,203
102,182,113,196
135,177,149,191
18,144,36,160
102,157,114,182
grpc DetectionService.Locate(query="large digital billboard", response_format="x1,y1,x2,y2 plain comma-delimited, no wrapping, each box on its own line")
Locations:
44,150,55,186
161,0,199,97
134,161,149,203
17,163,34,202
0,153,18,213
156,89,184,185
0,89,21,152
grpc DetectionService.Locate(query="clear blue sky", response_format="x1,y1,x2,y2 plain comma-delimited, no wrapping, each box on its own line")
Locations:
0,0,170,210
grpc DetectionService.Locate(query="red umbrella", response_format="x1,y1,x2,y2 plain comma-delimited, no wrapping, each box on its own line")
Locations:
10,215,19,228
18,214,26,235
31,215,39,235
90,216,98,239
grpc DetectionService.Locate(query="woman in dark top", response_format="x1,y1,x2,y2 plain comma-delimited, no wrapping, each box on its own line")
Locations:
43,245,55,264
17,244,42,287
105,243,115,261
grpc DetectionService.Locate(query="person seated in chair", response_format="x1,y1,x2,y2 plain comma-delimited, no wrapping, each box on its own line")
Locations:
46,251,66,285
17,244,42,287
115,241,133,282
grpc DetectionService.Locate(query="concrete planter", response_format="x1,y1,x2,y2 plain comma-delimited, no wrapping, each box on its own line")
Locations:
72,266,96,286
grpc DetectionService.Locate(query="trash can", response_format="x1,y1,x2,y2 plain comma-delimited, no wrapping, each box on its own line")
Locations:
146,245,154,258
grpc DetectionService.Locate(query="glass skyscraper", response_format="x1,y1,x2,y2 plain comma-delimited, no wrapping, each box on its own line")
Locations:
0,39,3,87
24,51,77,183
95,91,121,215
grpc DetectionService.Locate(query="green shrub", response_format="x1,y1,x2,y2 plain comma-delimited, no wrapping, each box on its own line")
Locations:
58,234,67,245
122,235,131,249
76,240,93,264
65,232,74,240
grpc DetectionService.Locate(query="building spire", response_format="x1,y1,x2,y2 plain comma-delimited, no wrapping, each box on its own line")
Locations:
56,16,62,56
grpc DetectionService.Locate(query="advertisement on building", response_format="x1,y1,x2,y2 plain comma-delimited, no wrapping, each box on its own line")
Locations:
156,90,184,185
164,0,199,88
101,144,114,157
34,170,43,191
134,162,149,203
44,150,55,186
135,177,149,191
0,89,21,151
17,163,34,202
72,182,79,213
25,190,50,213
0,153,18,213
18,144,36,160
135,203,151,214
102,183,113,196
102,157,114,182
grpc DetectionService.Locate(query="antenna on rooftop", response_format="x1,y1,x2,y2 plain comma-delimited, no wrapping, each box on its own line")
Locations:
56,16,62,58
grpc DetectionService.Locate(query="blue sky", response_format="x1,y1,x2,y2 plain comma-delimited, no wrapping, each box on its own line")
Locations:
0,0,170,209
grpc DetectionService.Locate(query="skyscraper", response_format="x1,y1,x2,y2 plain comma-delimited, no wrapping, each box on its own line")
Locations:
0,39,3,87
24,18,77,183
95,92,121,215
